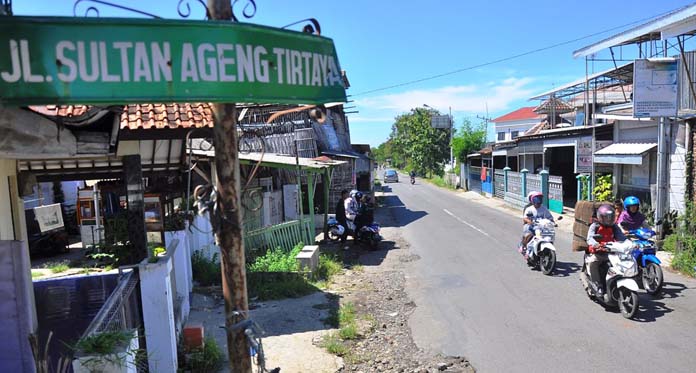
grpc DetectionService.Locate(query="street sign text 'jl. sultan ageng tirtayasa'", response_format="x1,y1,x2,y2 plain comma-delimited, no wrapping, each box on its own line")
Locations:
0,16,347,105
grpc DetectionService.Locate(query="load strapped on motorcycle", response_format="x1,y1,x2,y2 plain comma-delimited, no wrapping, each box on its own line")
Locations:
574,202,642,319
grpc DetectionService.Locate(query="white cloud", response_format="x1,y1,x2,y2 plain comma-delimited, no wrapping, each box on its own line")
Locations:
355,77,536,114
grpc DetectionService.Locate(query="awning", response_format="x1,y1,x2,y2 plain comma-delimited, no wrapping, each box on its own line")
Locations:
492,148,519,157
594,143,657,165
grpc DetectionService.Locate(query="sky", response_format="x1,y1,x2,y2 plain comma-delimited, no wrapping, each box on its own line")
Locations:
12,0,696,146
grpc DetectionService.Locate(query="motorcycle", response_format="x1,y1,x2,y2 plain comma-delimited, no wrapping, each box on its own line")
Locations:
626,227,663,295
522,218,558,275
327,217,382,249
579,240,641,319
410,175,415,185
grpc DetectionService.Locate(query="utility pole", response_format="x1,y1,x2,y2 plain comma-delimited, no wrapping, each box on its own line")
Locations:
208,1,252,372
449,106,454,170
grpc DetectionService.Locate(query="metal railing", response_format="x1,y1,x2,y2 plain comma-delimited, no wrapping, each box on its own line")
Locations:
80,269,141,338
244,218,312,252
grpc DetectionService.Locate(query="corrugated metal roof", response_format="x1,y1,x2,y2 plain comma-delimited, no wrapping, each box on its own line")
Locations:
574,3,696,58
594,143,656,155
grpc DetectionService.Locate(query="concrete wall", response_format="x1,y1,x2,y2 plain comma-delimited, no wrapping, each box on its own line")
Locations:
669,122,687,214
0,159,17,240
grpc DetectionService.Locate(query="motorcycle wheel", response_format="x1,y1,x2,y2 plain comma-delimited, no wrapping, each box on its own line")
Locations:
539,250,556,275
369,235,380,250
618,288,639,319
642,262,663,295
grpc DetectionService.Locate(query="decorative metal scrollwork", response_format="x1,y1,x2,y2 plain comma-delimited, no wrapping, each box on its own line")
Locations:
232,0,257,22
177,0,209,19
73,0,162,18
281,18,321,35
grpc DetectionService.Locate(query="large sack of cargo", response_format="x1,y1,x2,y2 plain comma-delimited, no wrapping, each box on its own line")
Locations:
572,200,611,252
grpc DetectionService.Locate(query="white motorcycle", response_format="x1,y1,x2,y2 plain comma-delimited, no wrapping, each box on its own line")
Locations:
523,218,558,275
580,240,641,319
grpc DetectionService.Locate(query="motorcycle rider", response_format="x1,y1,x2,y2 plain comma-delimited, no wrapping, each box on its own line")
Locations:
409,170,416,182
335,189,349,248
586,204,626,297
617,196,650,233
519,191,554,258
345,190,362,236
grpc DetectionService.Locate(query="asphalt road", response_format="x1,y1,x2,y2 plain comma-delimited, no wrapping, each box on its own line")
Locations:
382,175,696,373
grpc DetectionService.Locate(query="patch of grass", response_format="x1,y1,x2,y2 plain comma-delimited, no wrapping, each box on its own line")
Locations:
31,270,43,278
338,302,356,325
75,330,134,355
185,337,223,373
320,333,348,356
47,261,69,274
313,253,343,281
248,243,303,273
427,174,456,189
351,264,364,273
248,275,318,301
339,323,358,340
672,247,696,277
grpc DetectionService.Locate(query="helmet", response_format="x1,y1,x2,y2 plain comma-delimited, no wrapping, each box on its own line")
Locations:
355,191,363,200
349,189,358,198
596,204,616,226
528,191,543,205
623,196,640,210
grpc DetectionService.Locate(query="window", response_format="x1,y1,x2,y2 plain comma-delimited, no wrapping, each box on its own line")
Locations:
620,152,657,188
511,131,520,139
497,132,506,141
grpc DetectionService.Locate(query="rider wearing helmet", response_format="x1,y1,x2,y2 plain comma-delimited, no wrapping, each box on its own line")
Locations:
586,204,627,297
617,196,649,233
519,191,554,258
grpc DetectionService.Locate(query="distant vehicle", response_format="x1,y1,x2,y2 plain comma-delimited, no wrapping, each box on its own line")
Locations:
383,169,399,183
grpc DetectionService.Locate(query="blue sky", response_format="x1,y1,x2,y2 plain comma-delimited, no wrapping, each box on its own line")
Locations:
12,0,696,146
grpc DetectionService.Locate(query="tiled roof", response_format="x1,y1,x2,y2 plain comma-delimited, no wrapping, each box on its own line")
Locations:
533,97,574,114
492,107,542,122
120,103,214,130
29,103,215,130
29,105,91,117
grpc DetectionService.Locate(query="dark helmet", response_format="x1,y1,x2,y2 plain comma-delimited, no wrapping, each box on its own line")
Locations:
623,196,640,210
355,191,363,200
596,204,616,227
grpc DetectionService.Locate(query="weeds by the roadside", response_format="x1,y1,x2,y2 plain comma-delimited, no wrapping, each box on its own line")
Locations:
191,250,221,286
320,333,348,356
184,337,223,373
47,261,69,274
31,270,42,278
426,174,456,190
322,301,363,355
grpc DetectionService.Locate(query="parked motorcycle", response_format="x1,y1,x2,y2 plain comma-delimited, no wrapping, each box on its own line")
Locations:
522,218,558,275
579,240,641,319
327,217,382,249
626,227,663,295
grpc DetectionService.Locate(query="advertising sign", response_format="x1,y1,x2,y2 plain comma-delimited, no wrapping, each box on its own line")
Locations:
633,58,678,118
576,137,612,173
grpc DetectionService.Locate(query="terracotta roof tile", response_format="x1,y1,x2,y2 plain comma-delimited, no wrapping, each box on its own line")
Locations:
119,103,215,130
492,107,542,123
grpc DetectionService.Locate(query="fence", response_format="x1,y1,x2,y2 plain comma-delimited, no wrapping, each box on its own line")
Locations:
549,175,564,213
474,168,565,213
244,218,313,253
468,166,482,193
80,269,141,338
494,169,505,199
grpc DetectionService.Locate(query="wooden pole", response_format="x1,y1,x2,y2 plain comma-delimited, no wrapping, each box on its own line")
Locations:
207,1,251,372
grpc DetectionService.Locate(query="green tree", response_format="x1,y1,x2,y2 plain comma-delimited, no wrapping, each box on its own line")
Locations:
451,119,486,166
389,108,449,177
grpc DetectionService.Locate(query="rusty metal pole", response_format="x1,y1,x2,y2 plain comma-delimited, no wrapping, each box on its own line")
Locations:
207,1,252,372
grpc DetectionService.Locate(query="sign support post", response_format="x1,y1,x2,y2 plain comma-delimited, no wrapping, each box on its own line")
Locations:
208,1,251,372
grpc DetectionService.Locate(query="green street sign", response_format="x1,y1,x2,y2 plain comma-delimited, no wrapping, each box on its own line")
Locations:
0,16,347,105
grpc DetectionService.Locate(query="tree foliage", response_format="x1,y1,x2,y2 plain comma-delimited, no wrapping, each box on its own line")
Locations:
388,108,450,176
451,119,486,164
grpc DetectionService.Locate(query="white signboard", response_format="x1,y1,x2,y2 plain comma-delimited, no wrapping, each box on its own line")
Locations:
431,115,452,129
575,138,612,173
633,58,678,118
34,203,64,233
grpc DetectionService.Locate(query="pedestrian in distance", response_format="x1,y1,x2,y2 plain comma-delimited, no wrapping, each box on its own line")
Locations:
335,189,349,249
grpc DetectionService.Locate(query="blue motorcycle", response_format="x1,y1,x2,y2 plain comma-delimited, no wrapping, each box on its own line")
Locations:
627,228,663,295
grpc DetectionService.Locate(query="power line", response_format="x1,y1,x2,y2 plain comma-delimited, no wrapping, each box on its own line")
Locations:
352,8,677,97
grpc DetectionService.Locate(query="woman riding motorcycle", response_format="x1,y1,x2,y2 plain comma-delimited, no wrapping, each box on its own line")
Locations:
617,196,650,233
586,204,626,297
518,191,554,258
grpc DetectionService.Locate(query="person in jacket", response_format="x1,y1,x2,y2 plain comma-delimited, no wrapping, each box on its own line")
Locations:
586,204,627,297
335,189,349,245
617,196,650,233
519,191,554,258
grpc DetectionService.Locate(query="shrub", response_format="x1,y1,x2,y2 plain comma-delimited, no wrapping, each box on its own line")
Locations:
191,251,221,286
76,330,134,355
47,261,69,274
247,243,303,273
313,254,343,281
593,174,613,201
186,338,223,373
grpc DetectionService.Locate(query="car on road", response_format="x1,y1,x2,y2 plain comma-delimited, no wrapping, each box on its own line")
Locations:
384,169,399,183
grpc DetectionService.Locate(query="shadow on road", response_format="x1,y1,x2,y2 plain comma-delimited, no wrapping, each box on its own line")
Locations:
380,195,427,228
633,295,675,323
654,281,691,299
551,260,582,277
